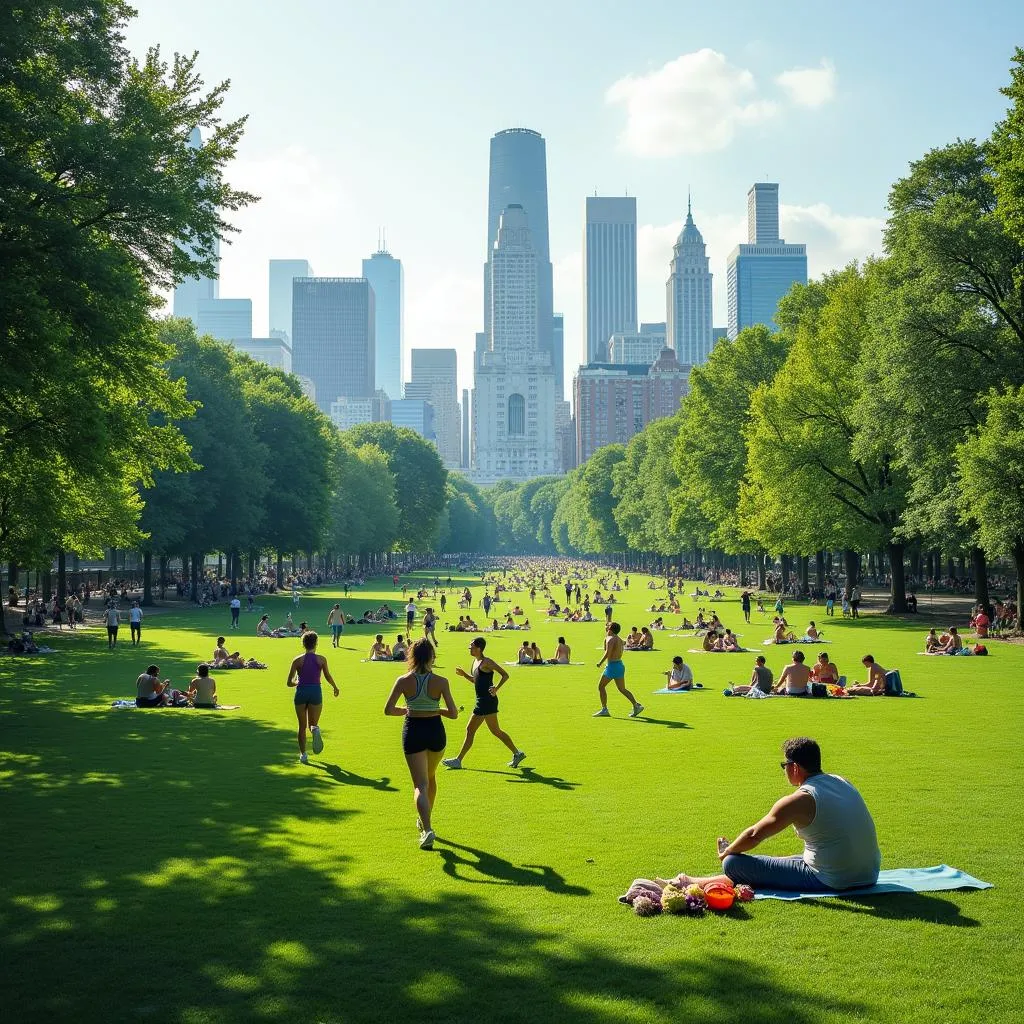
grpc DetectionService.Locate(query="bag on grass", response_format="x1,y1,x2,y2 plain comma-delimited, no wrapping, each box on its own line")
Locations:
973,644,988,656
810,683,828,698
884,670,904,696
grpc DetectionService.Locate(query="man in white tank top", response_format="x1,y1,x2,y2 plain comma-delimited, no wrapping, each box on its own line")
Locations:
662,737,881,893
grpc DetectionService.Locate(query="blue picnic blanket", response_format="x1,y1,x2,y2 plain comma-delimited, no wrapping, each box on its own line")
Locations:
755,864,992,901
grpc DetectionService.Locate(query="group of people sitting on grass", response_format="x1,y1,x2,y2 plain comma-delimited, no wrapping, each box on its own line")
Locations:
134,663,219,708
649,598,683,614
367,634,412,661
624,625,655,650
257,613,308,637
702,627,743,652
724,650,907,697
204,637,266,669
767,618,822,644
481,613,530,631
516,637,572,664
923,626,987,655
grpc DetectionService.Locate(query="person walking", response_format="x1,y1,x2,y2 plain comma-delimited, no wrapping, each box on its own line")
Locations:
423,606,439,648
129,600,143,646
384,639,459,850
443,637,526,770
439,593,447,615
741,590,752,624
406,598,416,634
327,603,344,648
104,603,120,650
594,622,643,718
286,631,339,764
230,595,241,630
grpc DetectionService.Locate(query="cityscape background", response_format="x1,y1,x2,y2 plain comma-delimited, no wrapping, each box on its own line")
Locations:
128,0,1018,470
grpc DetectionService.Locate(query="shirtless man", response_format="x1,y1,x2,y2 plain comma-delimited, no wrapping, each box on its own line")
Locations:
551,636,571,664
773,649,812,696
594,622,644,718
847,655,888,696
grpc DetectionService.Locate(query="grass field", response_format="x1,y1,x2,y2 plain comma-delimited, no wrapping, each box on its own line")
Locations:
0,568,1019,1023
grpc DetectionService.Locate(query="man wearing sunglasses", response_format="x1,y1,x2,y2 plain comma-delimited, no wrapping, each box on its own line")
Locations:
665,737,880,893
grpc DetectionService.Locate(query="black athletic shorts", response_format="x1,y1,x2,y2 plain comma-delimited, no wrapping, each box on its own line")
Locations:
473,696,499,717
402,715,446,755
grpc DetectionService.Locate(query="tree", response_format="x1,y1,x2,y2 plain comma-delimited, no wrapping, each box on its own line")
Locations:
566,445,627,555
329,441,399,564
989,47,1024,259
957,387,1024,614
344,423,447,550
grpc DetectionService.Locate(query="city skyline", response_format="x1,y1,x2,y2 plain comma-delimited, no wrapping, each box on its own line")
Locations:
133,1,1019,396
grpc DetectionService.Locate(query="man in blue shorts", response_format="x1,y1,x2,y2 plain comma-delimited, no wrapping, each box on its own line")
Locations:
594,622,643,718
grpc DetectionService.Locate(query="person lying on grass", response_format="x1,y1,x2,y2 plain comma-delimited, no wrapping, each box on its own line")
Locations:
654,736,881,894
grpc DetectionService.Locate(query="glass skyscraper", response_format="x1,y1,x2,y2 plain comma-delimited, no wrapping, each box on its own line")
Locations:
361,249,403,401
727,183,807,339
666,199,713,365
584,196,638,365
269,259,312,340
292,278,375,414
484,129,555,391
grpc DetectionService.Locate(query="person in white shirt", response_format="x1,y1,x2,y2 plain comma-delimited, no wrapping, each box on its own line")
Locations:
105,605,120,649
664,656,694,690
230,596,241,630
129,601,143,646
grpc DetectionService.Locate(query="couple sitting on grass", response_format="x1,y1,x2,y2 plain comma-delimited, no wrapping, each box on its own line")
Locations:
135,664,218,708
702,628,742,652
924,627,974,655
257,613,305,638
625,626,655,650
768,618,823,644
623,737,881,898
516,637,571,664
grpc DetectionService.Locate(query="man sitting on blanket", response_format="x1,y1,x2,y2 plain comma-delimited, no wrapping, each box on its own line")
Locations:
654,736,881,894
772,650,812,696
136,665,170,707
729,655,773,696
368,635,392,661
846,654,889,696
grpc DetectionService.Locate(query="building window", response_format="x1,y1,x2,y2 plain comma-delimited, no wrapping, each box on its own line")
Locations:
508,393,526,437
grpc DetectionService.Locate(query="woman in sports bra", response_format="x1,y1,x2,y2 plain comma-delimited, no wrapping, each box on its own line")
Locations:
286,631,339,764
384,638,459,850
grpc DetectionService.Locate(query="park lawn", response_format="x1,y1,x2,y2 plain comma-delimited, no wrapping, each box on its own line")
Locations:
0,570,1019,1024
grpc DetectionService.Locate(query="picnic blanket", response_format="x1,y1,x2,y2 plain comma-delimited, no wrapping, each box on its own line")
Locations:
2,646,57,656
110,700,241,711
504,661,585,666
688,647,752,654
762,638,831,646
199,662,267,670
755,865,992,901
652,684,704,694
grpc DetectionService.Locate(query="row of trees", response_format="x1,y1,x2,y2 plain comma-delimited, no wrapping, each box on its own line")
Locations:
485,51,1024,614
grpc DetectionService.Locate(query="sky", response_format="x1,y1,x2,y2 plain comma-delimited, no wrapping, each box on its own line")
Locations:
125,0,1022,396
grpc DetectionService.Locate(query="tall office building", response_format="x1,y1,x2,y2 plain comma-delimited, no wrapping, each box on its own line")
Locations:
172,128,219,322
552,313,565,398
390,399,436,441
727,184,807,339
230,336,292,373
292,278,375,414
269,259,312,340
195,298,252,342
484,129,555,387
584,196,638,364
472,205,558,482
666,198,714,365
361,248,404,400
406,348,460,468
461,388,470,469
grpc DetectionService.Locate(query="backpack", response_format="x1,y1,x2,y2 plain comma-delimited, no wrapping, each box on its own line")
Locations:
973,644,988,656
884,670,904,696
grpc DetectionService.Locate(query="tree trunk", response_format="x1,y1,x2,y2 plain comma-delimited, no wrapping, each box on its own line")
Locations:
947,557,955,580
815,551,826,593
780,554,792,594
756,552,767,591
248,549,256,579
888,542,907,613
142,551,154,606
8,562,18,605
843,549,859,598
57,550,66,602
971,547,990,613
1014,540,1024,629
42,564,52,602
158,555,168,600
276,552,284,588
799,555,809,596
190,553,200,602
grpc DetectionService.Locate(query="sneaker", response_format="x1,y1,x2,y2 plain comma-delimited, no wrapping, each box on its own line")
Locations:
509,750,527,769
311,726,324,754
419,829,435,850
441,757,463,769
299,752,309,765
629,703,645,718
592,708,610,717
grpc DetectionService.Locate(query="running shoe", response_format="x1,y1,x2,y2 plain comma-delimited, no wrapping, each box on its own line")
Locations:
311,726,324,754
629,703,645,718
509,751,527,769
299,752,309,765
592,708,610,717
419,829,435,850
441,757,463,769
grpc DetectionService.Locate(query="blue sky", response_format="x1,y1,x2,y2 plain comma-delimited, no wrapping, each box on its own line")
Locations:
126,0,1022,394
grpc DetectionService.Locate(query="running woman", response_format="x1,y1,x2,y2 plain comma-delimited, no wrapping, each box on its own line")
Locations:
384,638,459,850
443,637,526,770
286,631,339,764
594,622,644,718
423,607,439,648
327,603,344,648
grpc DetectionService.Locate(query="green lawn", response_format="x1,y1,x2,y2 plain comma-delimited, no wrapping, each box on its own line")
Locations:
0,570,1018,1023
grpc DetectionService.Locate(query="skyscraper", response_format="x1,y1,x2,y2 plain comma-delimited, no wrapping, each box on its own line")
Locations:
172,128,219,322
584,196,638,364
472,205,558,481
552,313,565,398
484,129,554,383
666,198,714,365
727,184,807,339
461,388,470,469
406,348,460,468
195,298,252,342
269,259,312,340
292,278,375,414
361,248,404,400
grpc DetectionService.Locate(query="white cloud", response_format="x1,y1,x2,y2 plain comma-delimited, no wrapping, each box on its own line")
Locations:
775,60,837,109
606,50,838,157
606,49,779,157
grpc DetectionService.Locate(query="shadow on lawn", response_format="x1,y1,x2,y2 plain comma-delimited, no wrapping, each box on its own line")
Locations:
813,892,981,927
0,688,867,1023
473,767,582,791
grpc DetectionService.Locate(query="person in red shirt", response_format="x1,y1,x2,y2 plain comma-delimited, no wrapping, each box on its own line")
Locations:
973,605,990,638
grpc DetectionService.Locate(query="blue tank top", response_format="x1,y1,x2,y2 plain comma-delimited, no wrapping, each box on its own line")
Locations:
406,671,440,713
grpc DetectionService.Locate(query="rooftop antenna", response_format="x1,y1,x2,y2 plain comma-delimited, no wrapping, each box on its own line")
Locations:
687,187,692,216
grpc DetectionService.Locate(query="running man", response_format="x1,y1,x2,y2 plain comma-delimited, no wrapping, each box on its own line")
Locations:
129,600,143,646
443,637,526,770
406,599,416,633
286,631,339,764
594,622,643,718
327,603,344,648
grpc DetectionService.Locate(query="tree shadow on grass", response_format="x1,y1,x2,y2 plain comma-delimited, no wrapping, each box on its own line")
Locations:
0,683,867,1023
811,892,981,927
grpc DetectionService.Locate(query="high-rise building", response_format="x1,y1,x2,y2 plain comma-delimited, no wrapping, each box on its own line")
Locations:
329,391,390,432
391,399,436,441
666,198,714,365
461,388,470,469
472,205,558,482
727,184,807,339
484,129,554,384
292,278,375,414
406,348,460,468
195,298,252,342
608,332,666,366
584,196,637,364
269,259,312,341
231,336,292,373
552,313,565,397
361,248,403,400
172,128,219,322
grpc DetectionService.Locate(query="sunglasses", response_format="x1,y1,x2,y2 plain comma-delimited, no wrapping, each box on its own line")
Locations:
780,761,795,770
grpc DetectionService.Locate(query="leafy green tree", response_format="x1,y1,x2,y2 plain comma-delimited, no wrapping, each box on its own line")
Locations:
565,445,627,555
344,423,447,550
989,47,1024,258
329,441,399,564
